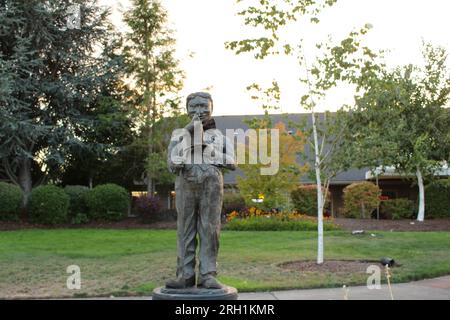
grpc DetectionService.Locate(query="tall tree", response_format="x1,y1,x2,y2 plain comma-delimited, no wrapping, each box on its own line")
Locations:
237,120,307,211
226,0,390,263
236,81,307,211
341,44,450,221
123,0,184,194
306,26,450,222
0,0,115,206
61,38,135,188
226,0,369,264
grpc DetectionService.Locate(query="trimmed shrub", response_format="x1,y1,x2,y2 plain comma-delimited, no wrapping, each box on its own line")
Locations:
425,178,450,218
71,213,90,225
134,194,163,223
64,185,90,220
343,182,381,219
86,184,130,221
290,185,331,216
223,192,246,214
29,185,70,225
0,182,23,221
381,198,415,220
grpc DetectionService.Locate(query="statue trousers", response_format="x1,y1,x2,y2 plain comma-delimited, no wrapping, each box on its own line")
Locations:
175,166,223,279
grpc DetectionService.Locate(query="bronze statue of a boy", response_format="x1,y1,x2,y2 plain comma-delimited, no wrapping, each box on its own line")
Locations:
166,92,236,289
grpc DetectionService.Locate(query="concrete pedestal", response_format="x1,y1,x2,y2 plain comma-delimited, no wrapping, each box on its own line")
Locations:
152,286,238,300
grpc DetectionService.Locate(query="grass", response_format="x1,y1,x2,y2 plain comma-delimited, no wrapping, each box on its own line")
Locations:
0,229,449,298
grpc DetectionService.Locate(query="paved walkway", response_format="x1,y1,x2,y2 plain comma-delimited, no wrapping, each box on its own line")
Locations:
238,276,450,300
93,276,449,300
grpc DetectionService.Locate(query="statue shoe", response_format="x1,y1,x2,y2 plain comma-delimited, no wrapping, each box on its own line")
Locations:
198,275,224,289
165,275,196,289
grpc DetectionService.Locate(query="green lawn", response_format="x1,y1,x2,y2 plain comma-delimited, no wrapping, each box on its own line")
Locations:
0,229,449,298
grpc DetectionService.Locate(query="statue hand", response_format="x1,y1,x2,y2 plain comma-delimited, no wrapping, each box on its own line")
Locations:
185,114,201,132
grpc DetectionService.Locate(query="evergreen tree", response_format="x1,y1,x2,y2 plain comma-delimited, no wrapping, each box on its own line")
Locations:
60,37,135,188
0,0,119,206
123,0,184,194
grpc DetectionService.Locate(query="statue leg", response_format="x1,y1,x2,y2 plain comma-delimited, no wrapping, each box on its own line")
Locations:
197,171,223,288
176,176,198,279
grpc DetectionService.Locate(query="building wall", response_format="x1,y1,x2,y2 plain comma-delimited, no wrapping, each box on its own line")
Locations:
155,178,420,217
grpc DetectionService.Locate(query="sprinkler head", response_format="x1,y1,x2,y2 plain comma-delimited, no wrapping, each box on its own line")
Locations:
380,257,395,267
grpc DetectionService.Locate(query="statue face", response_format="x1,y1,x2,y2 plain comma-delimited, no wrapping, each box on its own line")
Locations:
187,96,212,122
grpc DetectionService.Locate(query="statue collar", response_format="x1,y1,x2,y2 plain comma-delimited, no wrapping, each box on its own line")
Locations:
202,118,216,131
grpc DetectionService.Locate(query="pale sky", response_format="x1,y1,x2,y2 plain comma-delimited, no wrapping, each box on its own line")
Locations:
101,0,450,116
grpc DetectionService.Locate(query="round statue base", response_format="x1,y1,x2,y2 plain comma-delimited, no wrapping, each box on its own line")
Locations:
152,286,238,300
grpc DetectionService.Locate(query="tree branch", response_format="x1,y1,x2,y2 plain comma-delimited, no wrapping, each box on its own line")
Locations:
2,159,20,186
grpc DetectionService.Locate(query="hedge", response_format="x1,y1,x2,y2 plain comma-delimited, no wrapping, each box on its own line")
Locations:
380,198,415,220
64,185,90,215
0,182,23,221
291,185,331,216
64,185,91,224
425,178,450,218
28,185,70,225
85,184,130,221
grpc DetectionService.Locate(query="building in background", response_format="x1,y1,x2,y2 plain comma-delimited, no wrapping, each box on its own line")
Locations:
147,113,449,217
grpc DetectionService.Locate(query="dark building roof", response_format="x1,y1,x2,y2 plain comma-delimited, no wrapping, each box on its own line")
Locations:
214,113,368,185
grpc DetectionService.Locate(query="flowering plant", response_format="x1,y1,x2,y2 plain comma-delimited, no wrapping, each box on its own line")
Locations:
226,207,334,223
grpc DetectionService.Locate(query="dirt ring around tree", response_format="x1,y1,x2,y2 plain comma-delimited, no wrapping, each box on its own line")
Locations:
278,260,397,273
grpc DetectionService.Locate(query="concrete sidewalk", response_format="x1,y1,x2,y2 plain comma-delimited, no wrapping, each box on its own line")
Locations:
239,276,450,300
94,276,449,300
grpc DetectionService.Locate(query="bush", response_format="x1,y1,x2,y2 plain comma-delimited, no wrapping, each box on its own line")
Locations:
223,192,246,214
64,185,90,220
343,182,381,219
86,184,130,221
134,194,163,223
381,198,415,220
290,185,331,216
28,185,70,225
71,213,90,225
425,178,450,218
0,182,23,221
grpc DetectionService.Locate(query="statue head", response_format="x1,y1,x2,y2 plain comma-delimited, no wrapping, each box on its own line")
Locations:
186,92,213,122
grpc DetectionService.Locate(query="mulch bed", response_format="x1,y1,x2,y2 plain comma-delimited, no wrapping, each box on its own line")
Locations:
1,217,450,232
279,260,388,273
0,218,177,231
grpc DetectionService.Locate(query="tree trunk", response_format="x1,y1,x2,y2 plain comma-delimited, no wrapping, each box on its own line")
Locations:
142,16,154,196
148,69,158,196
375,174,380,220
311,112,324,265
147,177,153,194
147,120,155,195
18,158,32,208
416,167,425,222
88,176,93,190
